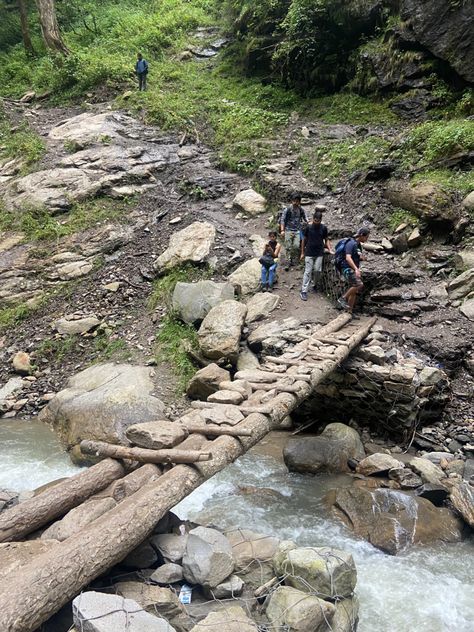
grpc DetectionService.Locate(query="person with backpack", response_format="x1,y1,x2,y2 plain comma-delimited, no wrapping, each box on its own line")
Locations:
259,231,281,292
299,210,333,301
280,193,308,270
135,53,149,91
335,227,370,314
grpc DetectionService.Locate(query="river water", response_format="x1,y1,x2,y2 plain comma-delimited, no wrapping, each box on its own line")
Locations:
1,422,472,631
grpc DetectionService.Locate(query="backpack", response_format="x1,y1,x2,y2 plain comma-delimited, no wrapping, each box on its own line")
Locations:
334,238,352,271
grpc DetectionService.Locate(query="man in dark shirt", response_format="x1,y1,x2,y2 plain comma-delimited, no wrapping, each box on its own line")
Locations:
299,211,332,301
135,53,149,91
337,227,370,314
280,193,308,270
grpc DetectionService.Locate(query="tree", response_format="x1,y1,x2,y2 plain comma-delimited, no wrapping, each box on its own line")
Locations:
18,0,35,55
34,0,68,55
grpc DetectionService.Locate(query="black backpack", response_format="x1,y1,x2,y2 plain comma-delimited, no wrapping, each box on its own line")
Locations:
334,238,352,271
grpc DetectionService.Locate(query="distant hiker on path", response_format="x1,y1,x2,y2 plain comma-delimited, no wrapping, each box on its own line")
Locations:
336,227,370,315
260,231,281,292
280,193,308,270
299,210,332,301
135,53,149,91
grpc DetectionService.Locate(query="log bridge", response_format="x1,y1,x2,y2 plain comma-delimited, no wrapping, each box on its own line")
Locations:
0,313,376,632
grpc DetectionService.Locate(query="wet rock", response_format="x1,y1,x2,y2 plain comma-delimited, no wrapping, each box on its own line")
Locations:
0,540,58,580
126,421,186,450
150,563,183,585
447,269,474,301
410,457,446,484
190,606,257,632
388,468,423,489
245,292,280,324
331,596,360,632
154,222,216,273
198,300,247,362
273,545,356,599
284,423,365,474
0,377,24,406
172,281,234,325
72,591,175,632
328,486,463,555
232,189,266,216
39,363,165,456
416,484,448,506
356,453,403,476
384,181,454,222
151,534,188,563
228,258,261,296
12,351,31,376
182,526,234,588
54,315,100,335
266,586,335,632
186,364,230,400
449,482,474,528
226,529,280,586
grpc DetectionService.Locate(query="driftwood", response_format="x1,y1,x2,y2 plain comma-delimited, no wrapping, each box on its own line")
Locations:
80,441,212,464
0,458,125,543
179,423,253,438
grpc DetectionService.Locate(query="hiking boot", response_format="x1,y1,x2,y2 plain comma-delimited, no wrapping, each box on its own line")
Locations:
312,286,319,293
337,297,350,310
262,285,268,292
300,291,308,301
350,312,360,320
267,285,273,292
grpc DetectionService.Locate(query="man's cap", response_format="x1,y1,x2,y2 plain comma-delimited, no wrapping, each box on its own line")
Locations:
355,227,370,237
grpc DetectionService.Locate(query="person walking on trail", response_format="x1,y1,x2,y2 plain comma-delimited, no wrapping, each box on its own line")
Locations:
135,53,149,91
336,227,370,315
260,231,281,292
299,210,332,301
280,193,308,270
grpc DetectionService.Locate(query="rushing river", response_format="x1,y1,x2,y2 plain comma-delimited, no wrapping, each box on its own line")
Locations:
1,422,472,631
174,434,474,632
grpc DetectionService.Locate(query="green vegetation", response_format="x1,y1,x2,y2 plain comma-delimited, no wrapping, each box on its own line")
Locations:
148,263,211,310
92,334,130,361
0,197,134,242
386,208,419,232
35,335,77,364
0,113,45,173
0,302,35,333
300,136,392,184
301,93,397,126
155,314,199,391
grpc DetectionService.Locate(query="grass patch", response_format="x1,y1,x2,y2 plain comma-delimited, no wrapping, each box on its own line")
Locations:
0,197,134,242
35,336,77,364
411,169,474,196
155,314,198,391
300,136,392,184
93,335,130,361
386,209,419,232
148,263,211,310
0,302,35,332
302,93,398,126
0,115,45,173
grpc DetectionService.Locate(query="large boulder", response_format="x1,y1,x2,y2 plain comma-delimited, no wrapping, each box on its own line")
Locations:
198,300,247,362
460,298,474,321
331,597,359,632
151,534,188,563
72,591,175,632
226,529,280,586
154,222,216,273
328,486,464,555
49,112,136,146
273,545,356,599
232,189,267,216
356,453,403,476
284,423,365,474
400,0,474,83
190,606,257,632
247,317,304,353
450,482,474,528
114,581,184,623
186,364,230,400
172,281,235,325
39,363,165,459
384,181,455,222
447,269,474,301
266,586,336,632
228,259,261,296
182,526,234,588
409,456,446,484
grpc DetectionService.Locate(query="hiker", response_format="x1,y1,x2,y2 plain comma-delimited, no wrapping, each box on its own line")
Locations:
280,193,308,270
135,53,149,91
336,227,370,314
260,231,281,292
299,210,332,301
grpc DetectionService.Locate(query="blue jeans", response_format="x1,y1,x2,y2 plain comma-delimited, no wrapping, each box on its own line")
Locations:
261,263,277,287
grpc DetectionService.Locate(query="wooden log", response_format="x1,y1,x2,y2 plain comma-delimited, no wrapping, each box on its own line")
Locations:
80,441,212,464
179,423,253,438
248,382,304,394
0,458,125,543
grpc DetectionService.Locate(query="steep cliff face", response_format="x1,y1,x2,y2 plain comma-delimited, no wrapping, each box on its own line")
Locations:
401,0,474,83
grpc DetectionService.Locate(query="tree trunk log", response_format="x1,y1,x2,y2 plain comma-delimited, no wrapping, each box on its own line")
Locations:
34,0,69,55
179,423,253,437
0,459,125,543
18,0,35,55
80,440,213,464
